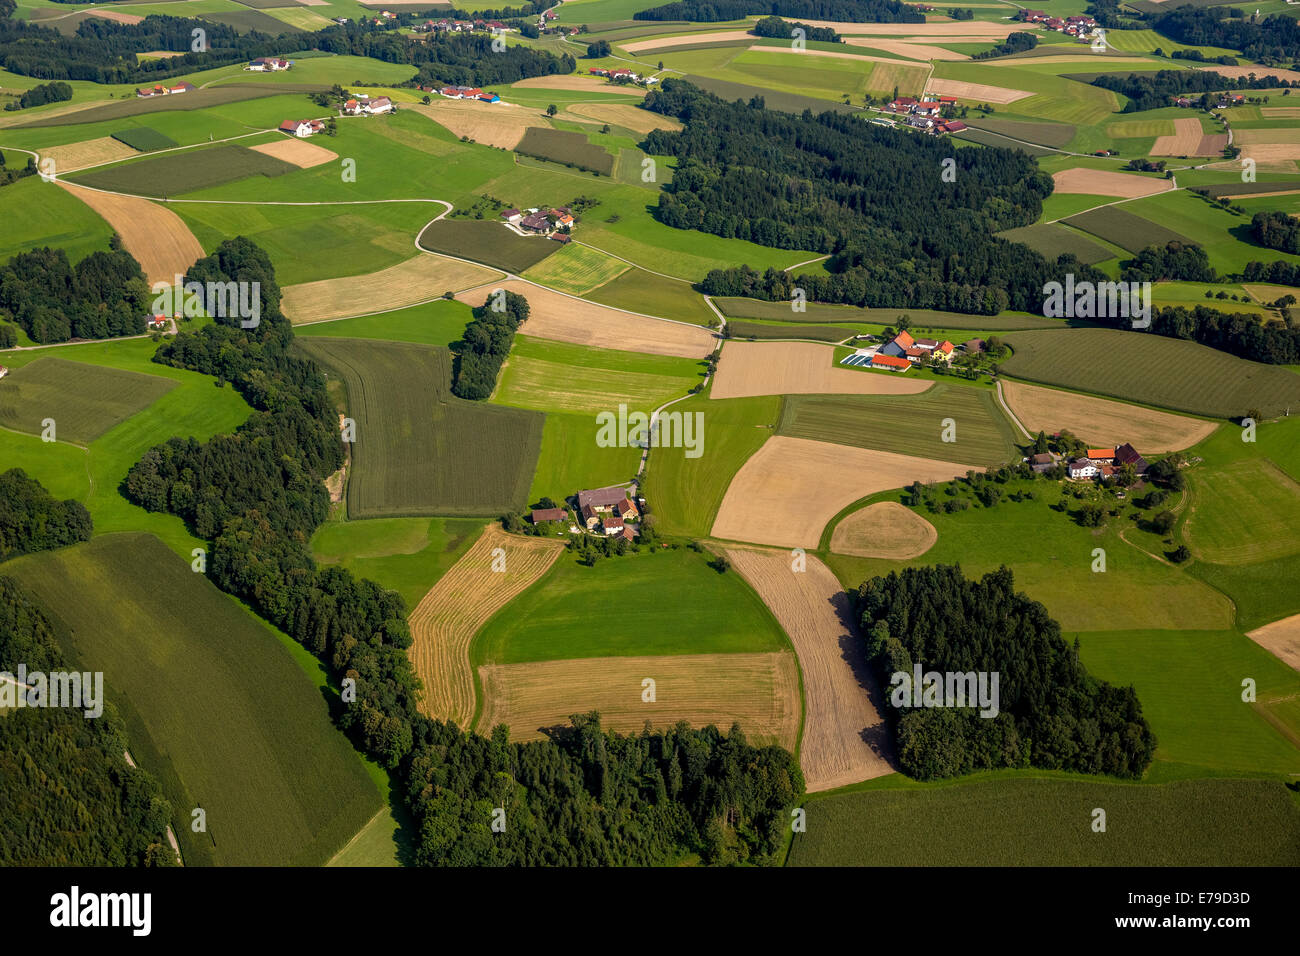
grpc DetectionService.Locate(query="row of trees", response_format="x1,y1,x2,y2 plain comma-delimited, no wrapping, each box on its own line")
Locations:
752,15,841,43
634,0,922,23
1089,69,1295,113
4,79,70,110
971,30,1037,60
123,238,804,865
451,289,530,400
0,242,150,344
641,80,1103,315
0,469,91,563
854,565,1157,781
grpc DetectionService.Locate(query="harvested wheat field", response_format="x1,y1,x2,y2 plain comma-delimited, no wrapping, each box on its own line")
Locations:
711,341,931,400
87,8,143,23
1001,380,1217,453
565,102,681,134
923,76,1032,104
712,436,974,548
1262,107,1300,118
285,253,501,324
39,136,138,173
249,138,338,169
726,548,892,791
408,526,565,726
830,501,938,560
513,75,646,96
758,43,922,63
57,182,203,285
798,19,1023,35
847,38,966,60
1237,129,1300,145
1240,144,1300,168
1151,118,1208,155
623,30,753,52
476,652,801,746
457,279,716,358
408,99,549,150
1196,65,1300,84
1246,614,1300,674
1052,167,1174,198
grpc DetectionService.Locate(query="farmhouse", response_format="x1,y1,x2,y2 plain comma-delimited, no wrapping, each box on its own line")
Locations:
531,507,567,525
0,366,7,379
1115,442,1148,474
1067,458,1099,480
1029,452,1062,474
148,315,168,330
135,81,194,98
247,57,291,72
871,353,911,372
1087,447,1116,464
880,330,953,364
278,119,324,137
366,96,393,115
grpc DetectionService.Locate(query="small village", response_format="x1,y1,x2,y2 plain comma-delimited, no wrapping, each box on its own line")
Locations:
880,95,968,135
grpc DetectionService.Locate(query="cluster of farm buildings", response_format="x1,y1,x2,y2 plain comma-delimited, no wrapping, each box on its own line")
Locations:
1019,11,1098,37
501,206,575,241
841,329,957,372
1173,93,1245,108
429,85,502,103
882,96,967,134
134,81,195,98
587,68,659,87
1029,444,1149,481
531,485,642,540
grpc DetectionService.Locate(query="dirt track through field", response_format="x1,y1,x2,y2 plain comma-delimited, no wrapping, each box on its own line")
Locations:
457,279,717,358
249,138,338,168
476,652,801,747
285,253,501,324
726,547,893,791
712,436,975,548
923,76,1032,104
1246,614,1300,673
408,526,565,726
830,501,937,559
1051,167,1174,198
711,341,931,400
408,100,550,149
57,182,204,285
1000,380,1217,453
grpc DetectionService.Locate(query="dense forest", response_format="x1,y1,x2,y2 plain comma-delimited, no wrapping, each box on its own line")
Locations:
1243,258,1300,287
854,565,1157,781
0,481,174,866
752,15,841,43
641,80,1101,314
0,244,150,344
123,239,804,864
1154,8,1300,63
452,289,530,400
1252,210,1300,255
972,31,1036,60
1139,304,1300,365
1090,69,1295,113
0,9,572,86
635,0,922,23
1120,240,1217,283
0,469,92,563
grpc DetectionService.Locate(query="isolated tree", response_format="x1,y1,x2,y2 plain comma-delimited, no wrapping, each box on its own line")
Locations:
546,103,558,116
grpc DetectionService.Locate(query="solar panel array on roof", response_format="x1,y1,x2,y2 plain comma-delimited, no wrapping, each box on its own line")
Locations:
840,354,872,367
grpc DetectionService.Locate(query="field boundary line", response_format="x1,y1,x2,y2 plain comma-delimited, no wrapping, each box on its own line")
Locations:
995,378,1033,440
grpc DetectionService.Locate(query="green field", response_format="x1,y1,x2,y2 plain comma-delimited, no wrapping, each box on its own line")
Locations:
778,385,1022,468
585,265,719,325
1063,204,1192,254
72,143,296,198
1002,327,1300,419
727,319,855,342
997,222,1115,265
1123,189,1300,273
110,126,179,152
644,390,781,539
0,175,116,263
310,516,485,609
713,298,1064,331
417,218,559,273
527,410,642,505
516,127,616,176
473,547,789,666
297,337,544,517
5,533,383,867
0,357,176,444
8,85,295,129
789,775,1300,865
294,298,474,348
522,241,629,294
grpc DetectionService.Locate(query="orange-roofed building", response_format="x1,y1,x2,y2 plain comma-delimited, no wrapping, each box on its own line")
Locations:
871,353,911,372
1087,448,1115,462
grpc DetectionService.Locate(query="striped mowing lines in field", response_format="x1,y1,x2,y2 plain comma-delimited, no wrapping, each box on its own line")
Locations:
1184,460,1300,565
408,526,565,726
521,242,629,296
0,357,176,445
1062,205,1190,254
476,652,801,747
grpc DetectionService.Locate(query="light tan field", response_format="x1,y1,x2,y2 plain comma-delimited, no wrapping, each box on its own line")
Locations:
1236,128,1300,145
285,253,502,324
849,38,969,61
712,436,975,548
710,341,932,400
830,501,938,560
298,0,331,5
1051,167,1174,198
757,43,927,64
923,76,1032,104
408,99,549,149
1150,117,1207,155
408,526,565,726
1245,283,1300,303
0,100,104,129
796,20,1023,36
1241,144,1300,168
87,8,143,23
39,136,138,173
1000,380,1216,453
513,74,646,96
457,279,717,359
57,182,204,285
248,137,338,169
476,652,801,747
565,102,681,134
1197,65,1300,83
623,30,753,52
1246,614,1300,673
1261,107,1300,118
137,51,186,60
726,548,892,791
